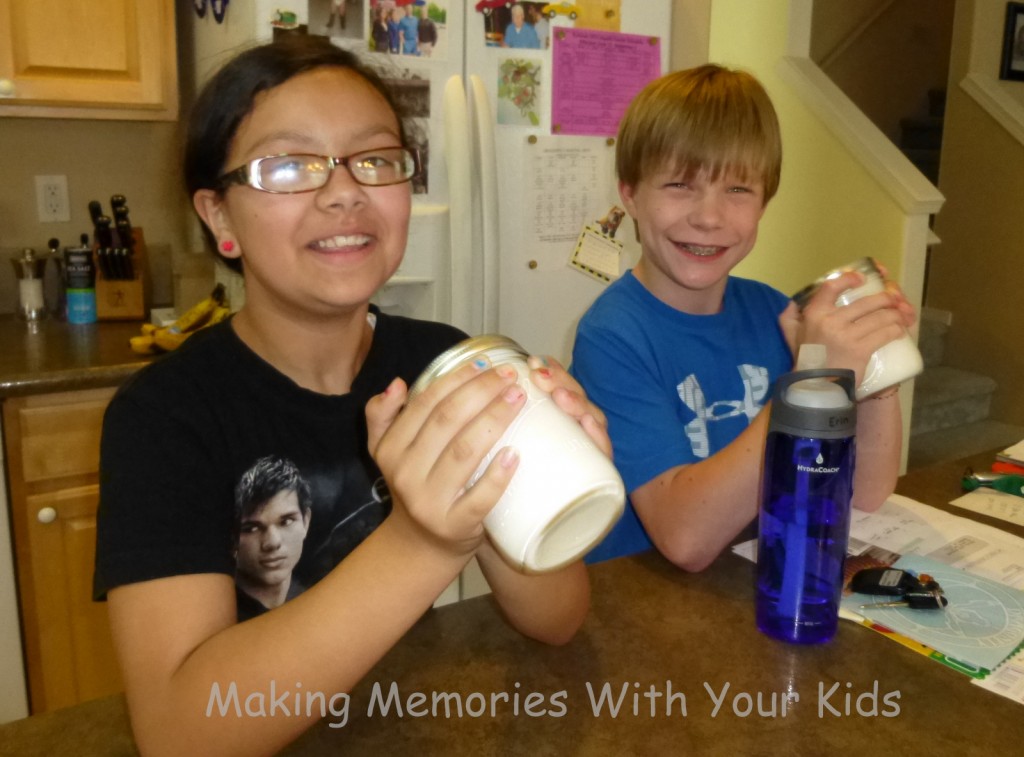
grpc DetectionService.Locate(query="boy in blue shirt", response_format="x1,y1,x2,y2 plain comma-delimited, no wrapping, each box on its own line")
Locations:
571,65,913,570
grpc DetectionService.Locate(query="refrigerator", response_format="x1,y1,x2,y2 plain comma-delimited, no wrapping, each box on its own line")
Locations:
191,0,672,365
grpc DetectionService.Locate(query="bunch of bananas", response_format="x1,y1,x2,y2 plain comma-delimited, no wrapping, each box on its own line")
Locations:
130,284,229,355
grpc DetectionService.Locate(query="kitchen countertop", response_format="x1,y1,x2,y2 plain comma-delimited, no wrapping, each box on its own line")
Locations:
1,450,1020,755
0,316,153,398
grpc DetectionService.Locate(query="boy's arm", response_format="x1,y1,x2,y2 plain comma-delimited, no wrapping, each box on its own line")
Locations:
631,272,911,573
630,377,902,571
779,270,913,513
630,409,771,573
846,388,902,512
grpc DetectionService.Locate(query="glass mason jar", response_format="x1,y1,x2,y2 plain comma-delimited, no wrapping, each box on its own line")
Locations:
792,257,923,399
409,335,625,573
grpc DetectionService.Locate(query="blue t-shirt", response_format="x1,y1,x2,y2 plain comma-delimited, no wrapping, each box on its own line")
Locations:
399,15,419,54
504,23,541,49
570,272,792,563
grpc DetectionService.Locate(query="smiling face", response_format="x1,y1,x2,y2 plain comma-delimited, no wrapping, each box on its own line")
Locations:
194,66,411,321
620,166,766,315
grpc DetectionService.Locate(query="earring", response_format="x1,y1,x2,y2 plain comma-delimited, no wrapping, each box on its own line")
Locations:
220,240,235,253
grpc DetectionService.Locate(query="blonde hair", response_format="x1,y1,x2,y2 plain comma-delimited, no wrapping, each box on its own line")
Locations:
616,64,782,203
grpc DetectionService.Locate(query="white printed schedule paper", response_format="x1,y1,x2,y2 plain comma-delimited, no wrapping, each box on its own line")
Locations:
524,136,615,254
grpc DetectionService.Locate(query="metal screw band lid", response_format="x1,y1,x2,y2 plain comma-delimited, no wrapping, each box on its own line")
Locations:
791,256,881,310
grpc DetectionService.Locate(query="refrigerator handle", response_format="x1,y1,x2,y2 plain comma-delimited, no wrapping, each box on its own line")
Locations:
469,74,500,334
442,74,476,334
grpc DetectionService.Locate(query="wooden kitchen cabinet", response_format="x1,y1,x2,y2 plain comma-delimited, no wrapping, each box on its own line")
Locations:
3,387,122,714
0,0,177,120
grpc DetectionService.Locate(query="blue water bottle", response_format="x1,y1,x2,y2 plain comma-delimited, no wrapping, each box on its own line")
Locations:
755,368,857,644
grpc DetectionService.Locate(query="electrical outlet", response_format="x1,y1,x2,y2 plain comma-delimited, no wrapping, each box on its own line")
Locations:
35,175,71,223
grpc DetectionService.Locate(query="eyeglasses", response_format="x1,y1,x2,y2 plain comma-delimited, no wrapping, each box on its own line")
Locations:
219,147,419,193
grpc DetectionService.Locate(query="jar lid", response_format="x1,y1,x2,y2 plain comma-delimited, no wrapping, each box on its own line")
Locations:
791,256,881,310
409,334,527,398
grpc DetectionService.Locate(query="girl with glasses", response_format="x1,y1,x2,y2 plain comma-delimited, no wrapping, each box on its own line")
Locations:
95,36,602,755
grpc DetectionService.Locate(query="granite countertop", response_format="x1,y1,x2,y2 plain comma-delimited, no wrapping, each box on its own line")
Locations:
0,315,153,398
1,452,1020,755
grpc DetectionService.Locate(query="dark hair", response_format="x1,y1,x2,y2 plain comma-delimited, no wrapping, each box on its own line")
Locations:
233,456,313,540
184,36,407,272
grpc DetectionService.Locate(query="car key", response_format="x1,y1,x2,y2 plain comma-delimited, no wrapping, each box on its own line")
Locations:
850,567,948,610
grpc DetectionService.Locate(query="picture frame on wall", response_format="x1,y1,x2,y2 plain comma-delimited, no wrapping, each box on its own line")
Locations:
1000,1,1024,81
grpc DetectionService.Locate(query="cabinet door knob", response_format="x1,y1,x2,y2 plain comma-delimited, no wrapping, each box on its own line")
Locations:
37,507,58,524
0,79,14,97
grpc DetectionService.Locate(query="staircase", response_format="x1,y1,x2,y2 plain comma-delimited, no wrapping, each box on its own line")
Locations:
898,88,945,184
907,315,1024,469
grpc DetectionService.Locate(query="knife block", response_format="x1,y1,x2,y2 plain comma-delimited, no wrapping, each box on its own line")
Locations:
95,227,147,321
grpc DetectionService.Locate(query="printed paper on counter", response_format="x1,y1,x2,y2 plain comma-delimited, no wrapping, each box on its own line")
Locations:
733,493,1024,590
973,646,1024,704
950,489,1024,528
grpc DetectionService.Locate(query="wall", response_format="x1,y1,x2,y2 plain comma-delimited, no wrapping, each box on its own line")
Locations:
670,0,712,71
810,0,893,61
812,0,955,143
0,118,187,313
707,0,918,296
927,0,1024,423
0,3,194,316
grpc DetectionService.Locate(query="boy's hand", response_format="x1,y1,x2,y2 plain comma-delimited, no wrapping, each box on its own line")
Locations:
781,271,916,387
365,361,525,557
526,355,613,458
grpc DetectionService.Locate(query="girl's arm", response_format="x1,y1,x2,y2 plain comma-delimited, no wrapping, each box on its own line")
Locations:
110,361,527,757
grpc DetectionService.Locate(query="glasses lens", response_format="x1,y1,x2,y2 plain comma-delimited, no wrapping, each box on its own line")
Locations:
347,148,416,186
258,155,330,192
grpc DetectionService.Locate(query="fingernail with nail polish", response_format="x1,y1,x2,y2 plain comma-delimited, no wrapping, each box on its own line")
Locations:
504,385,525,403
499,447,519,468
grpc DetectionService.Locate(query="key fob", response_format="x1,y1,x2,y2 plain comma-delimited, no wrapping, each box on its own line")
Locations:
850,567,921,596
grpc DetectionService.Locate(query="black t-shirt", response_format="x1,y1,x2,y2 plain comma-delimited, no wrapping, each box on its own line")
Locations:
94,308,465,615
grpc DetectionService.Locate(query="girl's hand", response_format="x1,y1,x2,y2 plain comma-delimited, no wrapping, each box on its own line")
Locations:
365,360,526,556
526,355,612,458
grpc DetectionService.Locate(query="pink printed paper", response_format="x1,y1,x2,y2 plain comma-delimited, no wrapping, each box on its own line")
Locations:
551,27,661,137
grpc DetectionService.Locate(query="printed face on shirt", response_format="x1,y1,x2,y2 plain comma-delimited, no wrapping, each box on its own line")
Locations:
237,489,312,590
619,167,766,315
207,67,411,318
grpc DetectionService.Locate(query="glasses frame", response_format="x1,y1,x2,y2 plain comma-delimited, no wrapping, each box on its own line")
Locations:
218,146,420,194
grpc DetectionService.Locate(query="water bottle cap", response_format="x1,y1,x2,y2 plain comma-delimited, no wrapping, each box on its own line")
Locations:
769,368,857,439
785,378,850,409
